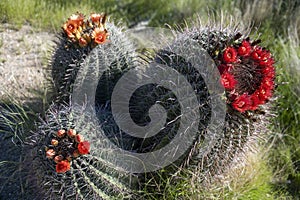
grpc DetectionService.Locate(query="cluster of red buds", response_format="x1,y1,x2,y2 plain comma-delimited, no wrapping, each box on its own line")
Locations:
62,12,108,48
45,129,90,173
218,39,275,112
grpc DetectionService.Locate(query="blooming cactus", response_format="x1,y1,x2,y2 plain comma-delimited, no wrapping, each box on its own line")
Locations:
219,40,275,112
49,12,134,104
149,22,276,183
22,104,138,199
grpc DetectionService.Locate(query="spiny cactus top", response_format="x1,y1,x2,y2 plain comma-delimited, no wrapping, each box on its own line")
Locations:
24,104,137,199
50,12,136,104
45,128,90,173
189,28,276,113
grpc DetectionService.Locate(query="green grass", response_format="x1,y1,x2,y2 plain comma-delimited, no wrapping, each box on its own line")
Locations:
267,33,300,198
1,0,300,199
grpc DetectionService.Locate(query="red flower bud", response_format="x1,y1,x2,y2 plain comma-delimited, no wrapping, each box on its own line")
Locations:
51,139,58,146
57,129,66,137
249,94,260,110
75,134,84,143
67,129,76,137
46,149,56,159
54,155,63,163
262,65,275,79
78,37,88,47
73,149,80,158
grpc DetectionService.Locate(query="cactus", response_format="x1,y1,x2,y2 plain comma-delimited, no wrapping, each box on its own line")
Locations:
49,12,136,104
0,12,276,199
68,15,275,181
0,102,139,199
151,22,275,181
21,104,139,199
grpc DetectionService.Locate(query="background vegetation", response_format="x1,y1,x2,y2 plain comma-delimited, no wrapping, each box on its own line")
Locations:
1,0,300,199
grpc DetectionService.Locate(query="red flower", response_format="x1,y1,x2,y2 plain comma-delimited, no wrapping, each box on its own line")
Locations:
223,47,238,63
238,40,252,56
262,65,275,78
78,141,90,155
92,28,108,44
232,93,252,112
261,77,275,90
249,94,260,110
221,72,237,90
257,85,273,101
251,46,263,60
56,160,71,173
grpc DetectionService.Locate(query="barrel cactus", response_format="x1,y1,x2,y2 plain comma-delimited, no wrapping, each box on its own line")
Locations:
150,22,276,182
21,104,138,199
49,12,136,104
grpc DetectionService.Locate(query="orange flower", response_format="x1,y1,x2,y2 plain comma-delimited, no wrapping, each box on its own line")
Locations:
62,13,84,38
90,13,102,23
69,13,84,26
78,141,90,155
56,160,71,173
92,28,108,44
90,13,106,24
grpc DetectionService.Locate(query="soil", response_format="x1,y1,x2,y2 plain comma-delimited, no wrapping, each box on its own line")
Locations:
0,23,55,103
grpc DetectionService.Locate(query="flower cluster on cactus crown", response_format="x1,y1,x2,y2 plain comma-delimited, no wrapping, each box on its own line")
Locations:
218,39,275,113
62,12,108,48
46,129,90,173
